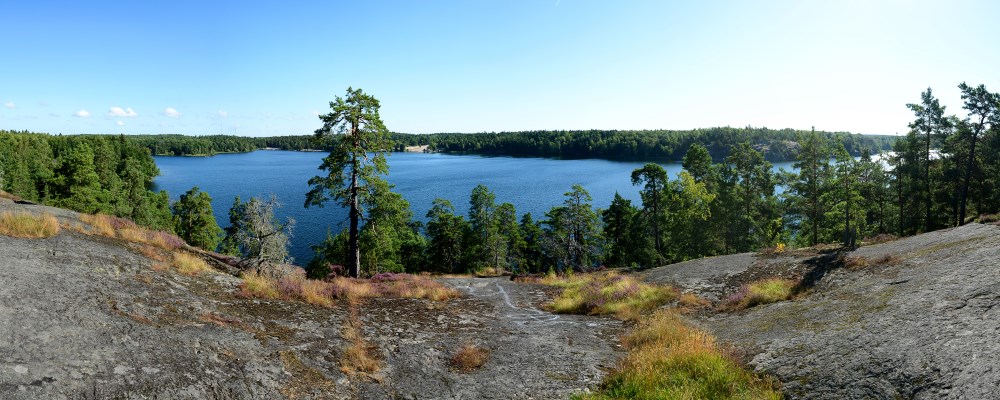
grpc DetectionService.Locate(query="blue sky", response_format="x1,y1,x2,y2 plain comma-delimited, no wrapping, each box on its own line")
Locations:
1,0,998,136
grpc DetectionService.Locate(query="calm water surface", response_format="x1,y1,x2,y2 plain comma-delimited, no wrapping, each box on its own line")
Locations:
153,151,793,265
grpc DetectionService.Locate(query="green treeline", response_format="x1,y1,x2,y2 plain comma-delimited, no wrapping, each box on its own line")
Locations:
0,130,174,230
0,130,224,246
392,127,896,161
306,83,999,277
124,134,326,156
123,128,894,162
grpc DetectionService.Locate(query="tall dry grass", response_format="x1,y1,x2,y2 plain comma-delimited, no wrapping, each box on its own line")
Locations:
78,213,184,250
172,252,213,276
0,211,59,238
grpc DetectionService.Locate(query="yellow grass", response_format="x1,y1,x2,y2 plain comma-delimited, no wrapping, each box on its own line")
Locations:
240,272,281,299
577,309,781,399
299,279,334,307
78,213,184,250
0,211,59,238
79,213,115,237
172,252,213,276
340,308,381,375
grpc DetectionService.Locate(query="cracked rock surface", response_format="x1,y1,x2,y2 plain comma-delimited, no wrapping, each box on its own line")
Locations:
645,222,1000,399
0,200,624,399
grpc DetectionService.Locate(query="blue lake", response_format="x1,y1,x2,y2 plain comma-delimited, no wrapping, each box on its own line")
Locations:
153,150,794,265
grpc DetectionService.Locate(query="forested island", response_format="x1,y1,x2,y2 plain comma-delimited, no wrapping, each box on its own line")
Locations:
118,127,895,162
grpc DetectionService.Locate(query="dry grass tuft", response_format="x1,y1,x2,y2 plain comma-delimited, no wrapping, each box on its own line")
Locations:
678,292,711,310
0,211,59,238
576,309,781,399
79,213,184,250
978,213,1000,223
172,252,213,276
340,307,381,376
0,190,24,202
449,343,490,372
872,253,902,266
863,233,899,245
844,255,869,270
137,245,169,262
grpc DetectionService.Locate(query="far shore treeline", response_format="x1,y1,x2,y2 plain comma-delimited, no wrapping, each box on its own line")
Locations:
0,82,997,278
119,127,895,162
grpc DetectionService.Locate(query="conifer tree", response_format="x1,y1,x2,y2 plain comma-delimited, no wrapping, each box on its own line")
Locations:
305,87,392,278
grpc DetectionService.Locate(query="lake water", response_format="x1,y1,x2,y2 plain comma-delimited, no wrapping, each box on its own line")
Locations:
153,151,794,265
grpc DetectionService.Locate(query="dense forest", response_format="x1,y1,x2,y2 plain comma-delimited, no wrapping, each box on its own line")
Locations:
124,128,895,162
0,130,225,247
392,128,897,162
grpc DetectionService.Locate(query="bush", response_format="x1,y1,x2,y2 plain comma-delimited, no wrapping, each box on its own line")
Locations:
978,213,1000,223
0,211,59,238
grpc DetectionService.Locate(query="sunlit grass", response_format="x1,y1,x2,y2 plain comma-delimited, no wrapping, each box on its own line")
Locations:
577,309,781,399
531,271,677,320
0,211,59,238
722,278,797,310
79,213,184,250
238,271,461,308
172,252,213,276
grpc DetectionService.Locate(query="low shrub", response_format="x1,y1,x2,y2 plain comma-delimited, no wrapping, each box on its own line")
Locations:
450,344,490,372
872,253,902,266
576,309,780,399
0,211,59,238
538,271,676,320
723,278,796,310
843,255,869,270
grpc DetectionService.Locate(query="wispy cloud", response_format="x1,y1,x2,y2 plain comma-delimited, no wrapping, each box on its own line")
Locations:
163,107,181,118
217,109,228,118
74,109,92,118
116,120,125,126
108,106,138,117
4,102,15,109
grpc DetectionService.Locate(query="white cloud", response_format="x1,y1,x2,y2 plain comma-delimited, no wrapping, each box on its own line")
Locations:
108,106,138,117
74,109,91,118
311,110,321,116
163,107,181,118
4,102,15,109
116,120,125,126
217,110,228,118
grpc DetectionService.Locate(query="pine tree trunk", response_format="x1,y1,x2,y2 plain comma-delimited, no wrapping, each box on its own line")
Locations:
959,122,982,225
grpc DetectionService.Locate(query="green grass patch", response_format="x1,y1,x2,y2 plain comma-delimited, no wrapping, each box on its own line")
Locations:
576,309,781,400
723,278,797,310
534,271,676,320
